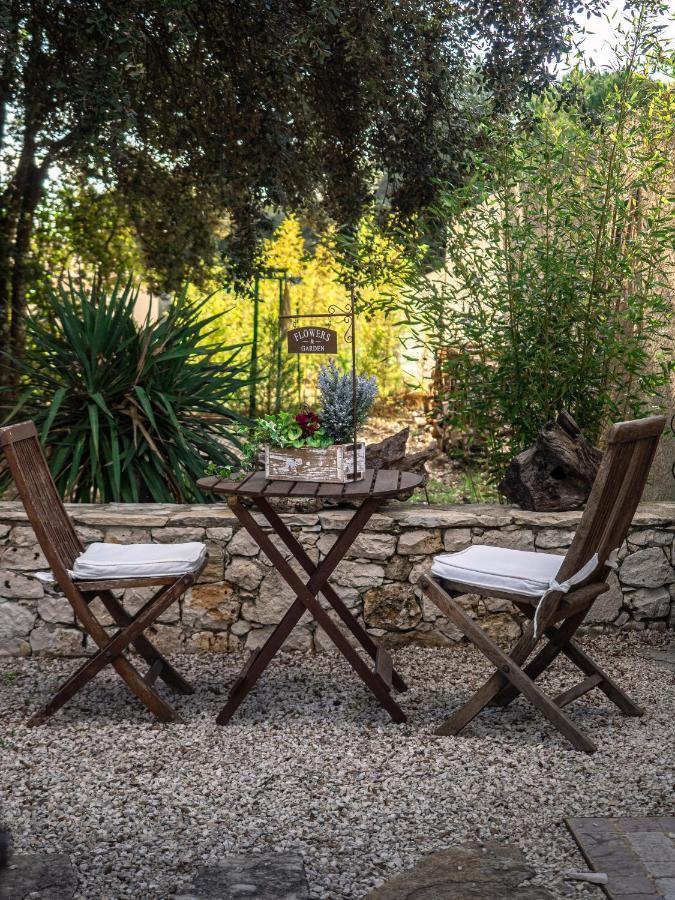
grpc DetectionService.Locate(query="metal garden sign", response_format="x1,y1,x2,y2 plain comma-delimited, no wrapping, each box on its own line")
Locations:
281,287,360,480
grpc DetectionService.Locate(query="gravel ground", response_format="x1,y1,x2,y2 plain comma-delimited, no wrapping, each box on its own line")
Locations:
0,633,673,900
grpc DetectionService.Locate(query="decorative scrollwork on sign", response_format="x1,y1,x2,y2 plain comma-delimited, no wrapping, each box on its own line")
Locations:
327,304,353,343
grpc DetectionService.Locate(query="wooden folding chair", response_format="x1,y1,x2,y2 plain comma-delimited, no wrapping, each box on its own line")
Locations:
0,420,206,725
419,415,666,752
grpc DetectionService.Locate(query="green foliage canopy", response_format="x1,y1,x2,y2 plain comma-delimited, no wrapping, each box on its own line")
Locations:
1,0,602,380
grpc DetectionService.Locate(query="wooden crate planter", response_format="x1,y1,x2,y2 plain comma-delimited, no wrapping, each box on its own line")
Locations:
264,442,366,483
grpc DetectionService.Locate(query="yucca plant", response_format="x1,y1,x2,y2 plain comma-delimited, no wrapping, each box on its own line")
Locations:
3,277,249,502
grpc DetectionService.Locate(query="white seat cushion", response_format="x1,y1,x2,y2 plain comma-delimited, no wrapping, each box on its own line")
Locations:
431,545,564,597
71,542,207,580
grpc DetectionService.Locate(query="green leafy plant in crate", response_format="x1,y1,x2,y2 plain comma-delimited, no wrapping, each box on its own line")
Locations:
2,276,250,502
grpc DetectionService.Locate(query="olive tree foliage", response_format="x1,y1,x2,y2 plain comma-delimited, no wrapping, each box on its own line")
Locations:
1,0,602,381
394,1,675,479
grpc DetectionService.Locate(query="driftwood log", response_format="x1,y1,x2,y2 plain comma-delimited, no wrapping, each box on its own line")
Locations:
365,427,436,477
499,411,603,511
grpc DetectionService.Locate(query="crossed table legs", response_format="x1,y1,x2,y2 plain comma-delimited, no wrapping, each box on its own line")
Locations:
217,494,408,725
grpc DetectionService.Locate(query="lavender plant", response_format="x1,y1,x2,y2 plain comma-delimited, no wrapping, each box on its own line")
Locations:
318,360,378,445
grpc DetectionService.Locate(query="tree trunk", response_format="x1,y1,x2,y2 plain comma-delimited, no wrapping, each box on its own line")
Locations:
499,411,603,511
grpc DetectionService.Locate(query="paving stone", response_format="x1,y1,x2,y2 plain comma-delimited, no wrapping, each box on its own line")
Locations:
365,842,555,899
567,817,675,899
638,648,675,669
0,852,77,898
175,851,309,899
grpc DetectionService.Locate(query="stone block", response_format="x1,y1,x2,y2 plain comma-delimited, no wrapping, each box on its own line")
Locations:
442,528,472,553
121,586,180,623
246,623,312,653
511,509,583,527
384,555,413,582
473,528,535,551
535,528,576,549
30,626,84,656
627,586,671,620
151,526,204,543
88,596,115,627
259,533,298,565
230,618,251,637
242,568,295,624
223,556,278,591
0,545,47,571
183,852,309,900
393,505,514,528
332,560,385,590
346,532,397,561
365,841,553,900
103,526,152,544
363,583,422,631
319,510,394,531
0,853,78,899
480,596,513,614
185,630,229,653
9,526,37,545
0,600,36,638
75,525,104,544
38,595,75,625
408,558,433,585
482,613,522,642
627,528,673,548
585,572,623,624
199,542,226,582
228,528,261,556
144,623,184,654
205,526,234,543
0,569,44,599
182,582,239,629
620,547,674,588
0,637,30,656
397,529,442,555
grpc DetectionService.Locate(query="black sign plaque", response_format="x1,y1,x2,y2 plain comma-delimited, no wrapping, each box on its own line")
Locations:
287,326,337,355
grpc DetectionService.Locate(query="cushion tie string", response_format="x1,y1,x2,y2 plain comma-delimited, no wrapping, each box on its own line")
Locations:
533,548,619,639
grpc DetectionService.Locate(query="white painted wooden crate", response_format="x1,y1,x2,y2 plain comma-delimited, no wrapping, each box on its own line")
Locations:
264,442,366,483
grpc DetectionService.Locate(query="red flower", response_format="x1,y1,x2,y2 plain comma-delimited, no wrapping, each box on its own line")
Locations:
295,409,320,437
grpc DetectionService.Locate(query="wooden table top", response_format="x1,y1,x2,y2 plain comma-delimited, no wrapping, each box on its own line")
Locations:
198,468,424,501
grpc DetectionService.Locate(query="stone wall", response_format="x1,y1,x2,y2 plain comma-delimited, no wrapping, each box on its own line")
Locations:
0,500,673,657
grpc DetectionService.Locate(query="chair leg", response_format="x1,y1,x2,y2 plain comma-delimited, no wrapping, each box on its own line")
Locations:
420,576,597,752
559,636,643,717
27,652,178,726
29,580,189,725
493,604,643,718
490,610,587,709
97,590,194,694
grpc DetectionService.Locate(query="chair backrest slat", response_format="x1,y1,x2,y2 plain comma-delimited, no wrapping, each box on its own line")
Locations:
559,415,665,583
0,421,83,575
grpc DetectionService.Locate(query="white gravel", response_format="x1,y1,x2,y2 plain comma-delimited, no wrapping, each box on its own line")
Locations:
0,633,673,900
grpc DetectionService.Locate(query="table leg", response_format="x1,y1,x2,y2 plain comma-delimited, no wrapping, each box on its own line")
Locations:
217,496,406,724
255,496,407,693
